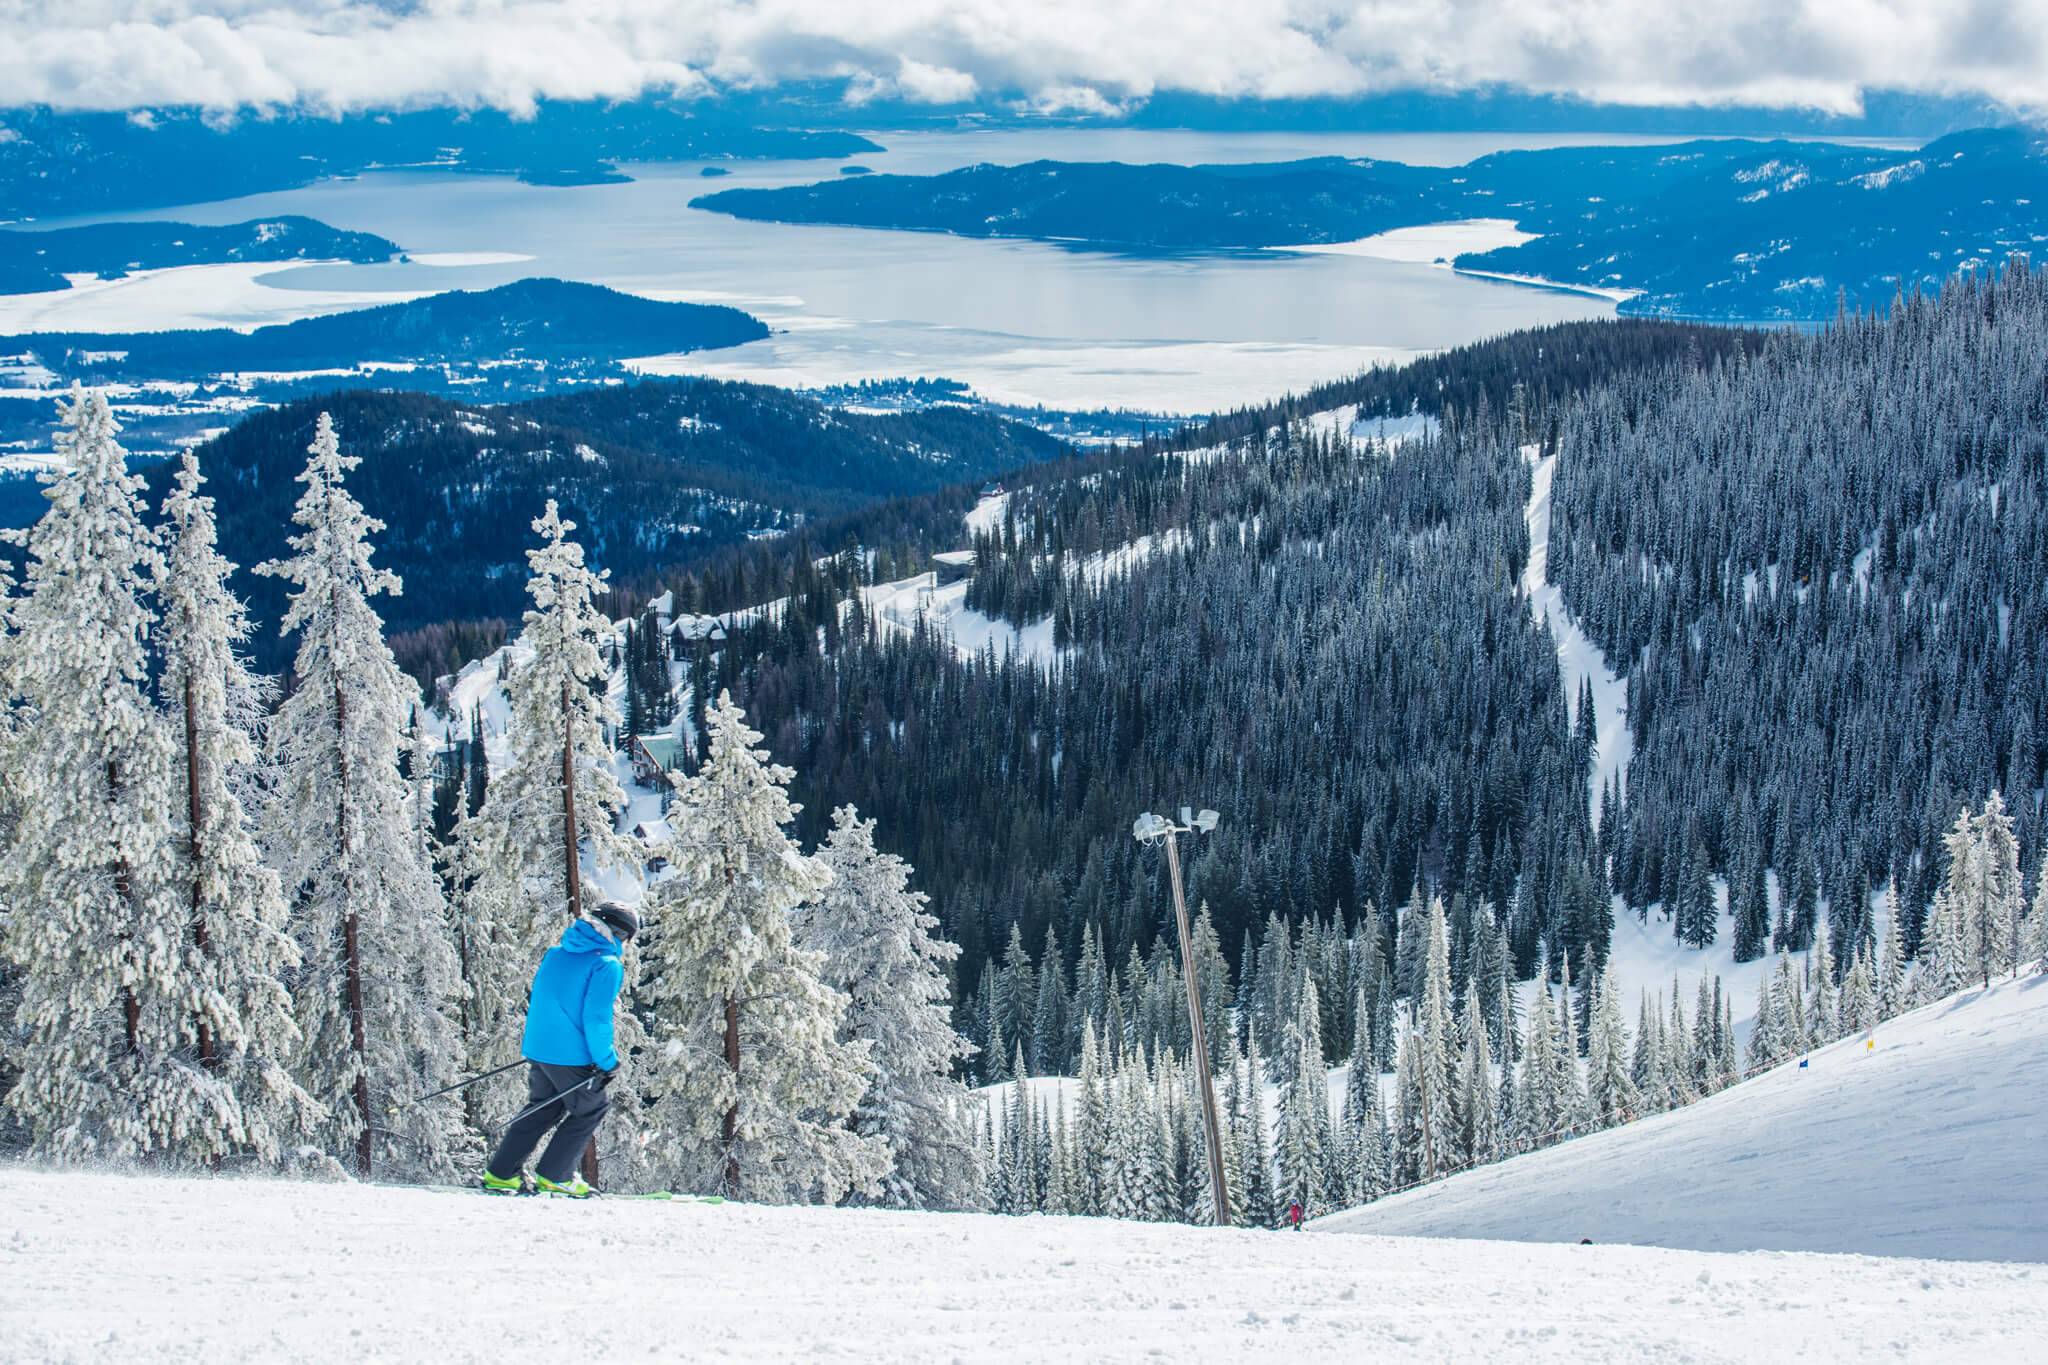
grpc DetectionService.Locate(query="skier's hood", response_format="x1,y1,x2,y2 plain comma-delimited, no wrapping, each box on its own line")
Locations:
557,917,622,958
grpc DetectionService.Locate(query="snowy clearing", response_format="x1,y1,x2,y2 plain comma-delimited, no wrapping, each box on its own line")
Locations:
1324,972,2048,1262
5,1167,2044,1363
1273,218,1539,264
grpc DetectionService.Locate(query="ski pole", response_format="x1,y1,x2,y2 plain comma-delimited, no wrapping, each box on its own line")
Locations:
393,1059,526,1111
500,1073,605,1131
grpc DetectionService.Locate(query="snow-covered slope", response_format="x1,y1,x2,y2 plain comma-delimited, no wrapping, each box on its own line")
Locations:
8,1168,2046,1363
1323,973,2048,1262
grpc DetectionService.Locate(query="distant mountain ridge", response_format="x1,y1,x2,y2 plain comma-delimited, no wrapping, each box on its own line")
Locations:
694,128,2048,320
159,379,1068,664
0,216,399,294
0,102,880,221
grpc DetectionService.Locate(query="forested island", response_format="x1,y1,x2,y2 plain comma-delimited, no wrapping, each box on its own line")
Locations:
694,128,2048,320
2,278,768,381
0,216,400,293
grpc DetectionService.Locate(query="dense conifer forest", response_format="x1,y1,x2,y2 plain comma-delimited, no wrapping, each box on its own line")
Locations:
684,266,2048,1022
1550,263,2048,962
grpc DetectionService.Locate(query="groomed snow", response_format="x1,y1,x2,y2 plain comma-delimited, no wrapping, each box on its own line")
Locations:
1323,972,2048,1262
6,1166,2043,1363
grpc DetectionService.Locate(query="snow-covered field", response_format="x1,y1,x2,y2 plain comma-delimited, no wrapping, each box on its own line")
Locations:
0,261,431,335
1274,218,1539,264
1324,972,2048,1262
5,1166,2044,1363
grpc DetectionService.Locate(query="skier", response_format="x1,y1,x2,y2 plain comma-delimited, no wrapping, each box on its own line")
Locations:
1287,1199,1305,1231
481,901,640,1197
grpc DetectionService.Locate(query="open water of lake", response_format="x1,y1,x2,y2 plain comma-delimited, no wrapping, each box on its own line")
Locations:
39,129,1875,413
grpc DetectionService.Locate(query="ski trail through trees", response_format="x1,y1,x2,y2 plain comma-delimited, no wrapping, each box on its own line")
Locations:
1522,445,1630,822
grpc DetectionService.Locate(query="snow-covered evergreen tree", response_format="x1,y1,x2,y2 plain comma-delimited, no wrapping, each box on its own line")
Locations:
1457,990,1500,1164
458,502,634,1124
1973,792,2022,985
257,412,466,1178
638,692,884,1202
1073,1019,1108,1215
159,451,322,1164
0,389,215,1161
1338,990,1388,1204
1274,976,1330,1214
802,804,981,1210
1878,889,1908,1018
1841,948,1878,1035
1551,954,1586,1134
1807,929,1837,1045
1235,1028,1274,1227
2029,854,2048,972
1584,966,1637,1128
1515,979,1561,1148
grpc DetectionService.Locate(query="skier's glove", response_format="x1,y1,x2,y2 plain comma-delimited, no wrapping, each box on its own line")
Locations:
595,1065,619,1088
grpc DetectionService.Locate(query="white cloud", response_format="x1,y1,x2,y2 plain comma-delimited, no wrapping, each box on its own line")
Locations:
2,0,2045,117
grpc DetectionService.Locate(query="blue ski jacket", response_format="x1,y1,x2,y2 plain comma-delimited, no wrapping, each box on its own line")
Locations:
520,918,625,1072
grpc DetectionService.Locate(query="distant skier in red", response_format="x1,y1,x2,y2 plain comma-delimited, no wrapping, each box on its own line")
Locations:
1287,1199,1304,1231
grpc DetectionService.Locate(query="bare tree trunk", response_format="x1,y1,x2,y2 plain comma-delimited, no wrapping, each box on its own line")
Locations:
335,669,373,1178
562,679,584,923
184,672,217,1070
109,759,142,1055
563,679,600,1186
722,996,742,1197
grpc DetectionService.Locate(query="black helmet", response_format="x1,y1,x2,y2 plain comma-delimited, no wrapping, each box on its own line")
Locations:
589,901,640,942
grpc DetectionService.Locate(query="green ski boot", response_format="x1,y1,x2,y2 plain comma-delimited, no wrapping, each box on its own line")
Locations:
534,1174,596,1199
480,1170,531,1197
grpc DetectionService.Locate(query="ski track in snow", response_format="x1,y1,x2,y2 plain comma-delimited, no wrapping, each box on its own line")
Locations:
1523,444,1631,822
5,1165,2044,1363
1326,972,2048,1262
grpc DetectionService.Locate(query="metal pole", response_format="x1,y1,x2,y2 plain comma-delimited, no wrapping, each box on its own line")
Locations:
1163,828,1233,1226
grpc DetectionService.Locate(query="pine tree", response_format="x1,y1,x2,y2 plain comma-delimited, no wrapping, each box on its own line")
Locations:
0,389,217,1161
1878,886,1908,1019
1552,953,1586,1133
638,692,885,1202
1236,1027,1274,1227
803,805,981,1210
1807,929,1837,1045
459,502,635,1132
1029,926,1069,1077
1974,792,2022,985
1074,1020,1108,1214
1274,976,1330,1215
158,451,321,1164
258,412,466,1179
1675,839,1717,949
1457,990,1500,1165
1746,966,1780,1070
1338,992,1388,1204
1407,896,1459,1178
1515,980,1560,1150
1841,948,1878,1035
2028,854,2048,972
1584,966,1637,1128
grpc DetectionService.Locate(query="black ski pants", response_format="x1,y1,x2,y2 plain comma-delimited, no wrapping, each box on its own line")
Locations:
486,1060,610,1184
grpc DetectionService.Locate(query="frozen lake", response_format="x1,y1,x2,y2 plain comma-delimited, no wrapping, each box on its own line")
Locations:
18,128,1840,413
